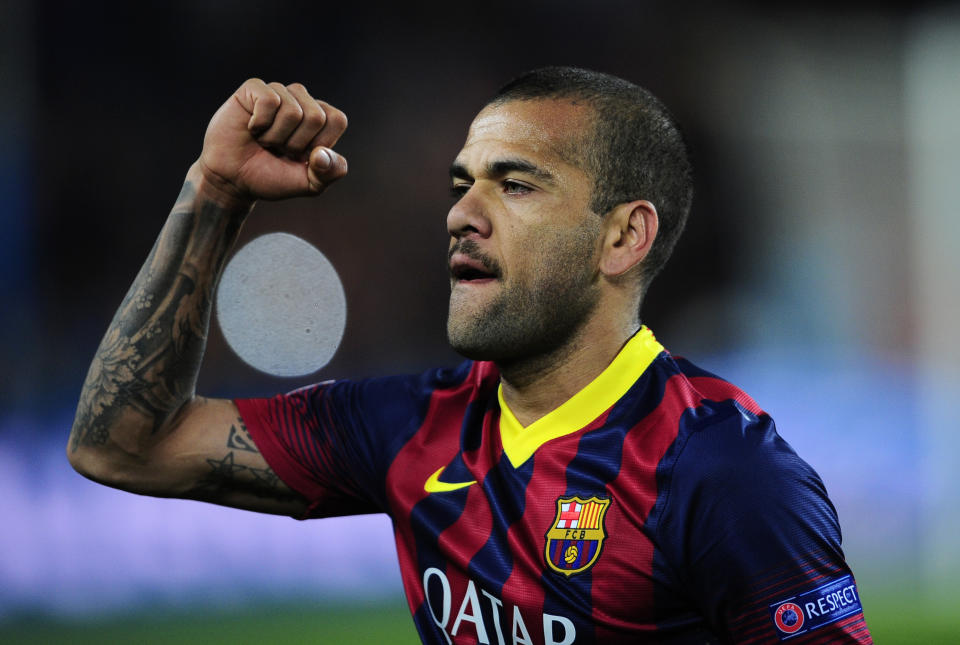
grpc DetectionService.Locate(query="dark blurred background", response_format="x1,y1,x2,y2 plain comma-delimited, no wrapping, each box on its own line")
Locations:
2,0,958,640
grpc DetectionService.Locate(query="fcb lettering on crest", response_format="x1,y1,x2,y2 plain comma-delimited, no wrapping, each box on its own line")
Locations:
544,495,611,576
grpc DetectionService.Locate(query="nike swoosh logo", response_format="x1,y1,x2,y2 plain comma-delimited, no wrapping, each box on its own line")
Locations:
424,466,477,493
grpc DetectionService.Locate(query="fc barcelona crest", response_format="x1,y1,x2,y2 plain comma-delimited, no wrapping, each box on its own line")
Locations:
544,495,611,576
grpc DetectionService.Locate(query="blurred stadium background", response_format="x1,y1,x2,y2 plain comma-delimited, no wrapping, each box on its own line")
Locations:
1,1,957,642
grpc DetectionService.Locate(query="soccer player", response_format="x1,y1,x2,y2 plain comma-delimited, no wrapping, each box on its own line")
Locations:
68,68,872,643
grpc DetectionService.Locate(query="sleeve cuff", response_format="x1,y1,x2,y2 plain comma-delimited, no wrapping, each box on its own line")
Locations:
234,397,328,519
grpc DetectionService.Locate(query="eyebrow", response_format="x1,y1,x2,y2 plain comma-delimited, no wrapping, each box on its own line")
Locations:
449,158,558,186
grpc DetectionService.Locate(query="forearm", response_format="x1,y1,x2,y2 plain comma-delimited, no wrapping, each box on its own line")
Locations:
69,163,252,463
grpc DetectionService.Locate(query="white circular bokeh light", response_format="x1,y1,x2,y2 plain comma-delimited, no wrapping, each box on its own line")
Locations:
216,232,346,377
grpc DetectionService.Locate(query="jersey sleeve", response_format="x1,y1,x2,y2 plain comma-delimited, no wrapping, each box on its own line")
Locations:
235,366,465,520
653,403,872,644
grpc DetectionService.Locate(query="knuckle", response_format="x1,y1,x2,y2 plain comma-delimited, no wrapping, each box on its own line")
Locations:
280,102,305,125
327,109,348,132
303,106,327,129
260,90,281,107
270,99,302,123
286,82,308,94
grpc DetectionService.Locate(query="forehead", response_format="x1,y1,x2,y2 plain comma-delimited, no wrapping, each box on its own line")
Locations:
459,99,594,169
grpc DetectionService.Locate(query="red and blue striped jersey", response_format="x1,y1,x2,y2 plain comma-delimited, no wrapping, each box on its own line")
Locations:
235,327,871,644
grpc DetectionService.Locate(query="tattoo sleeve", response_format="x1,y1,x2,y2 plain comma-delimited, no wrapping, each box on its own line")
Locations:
69,177,249,453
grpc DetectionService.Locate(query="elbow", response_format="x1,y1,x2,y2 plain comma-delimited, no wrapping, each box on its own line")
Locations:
66,424,148,491
66,438,122,487
67,440,101,481
67,444,157,494
67,419,108,479
66,401,197,495
67,424,95,477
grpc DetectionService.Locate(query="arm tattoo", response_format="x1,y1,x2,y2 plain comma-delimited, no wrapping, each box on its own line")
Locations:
70,181,246,451
226,418,258,453
189,417,290,500
190,452,285,499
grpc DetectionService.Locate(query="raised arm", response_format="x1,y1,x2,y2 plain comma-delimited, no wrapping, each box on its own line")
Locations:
68,79,348,515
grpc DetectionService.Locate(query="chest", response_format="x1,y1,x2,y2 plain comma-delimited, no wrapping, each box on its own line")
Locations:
387,418,671,643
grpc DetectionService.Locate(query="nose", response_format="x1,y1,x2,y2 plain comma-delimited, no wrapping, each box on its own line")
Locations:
446,186,492,239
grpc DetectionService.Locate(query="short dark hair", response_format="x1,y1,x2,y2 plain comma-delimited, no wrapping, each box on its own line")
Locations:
489,66,693,286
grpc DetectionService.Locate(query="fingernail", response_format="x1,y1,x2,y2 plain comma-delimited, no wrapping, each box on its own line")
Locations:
314,148,331,170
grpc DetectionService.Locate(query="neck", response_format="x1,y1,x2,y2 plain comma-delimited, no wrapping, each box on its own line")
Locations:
497,313,640,427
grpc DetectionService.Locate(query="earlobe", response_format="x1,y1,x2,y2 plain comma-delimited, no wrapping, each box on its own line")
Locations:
599,200,658,277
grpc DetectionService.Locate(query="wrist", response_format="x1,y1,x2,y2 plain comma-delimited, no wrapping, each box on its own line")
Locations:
187,161,257,213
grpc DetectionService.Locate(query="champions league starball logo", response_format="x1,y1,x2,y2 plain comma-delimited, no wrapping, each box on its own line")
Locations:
773,602,805,634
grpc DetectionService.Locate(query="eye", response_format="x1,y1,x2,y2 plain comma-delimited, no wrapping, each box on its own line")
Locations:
503,180,533,195
450,183,471,200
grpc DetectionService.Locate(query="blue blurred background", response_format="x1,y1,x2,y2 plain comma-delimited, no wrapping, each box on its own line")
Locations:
1,0,958,640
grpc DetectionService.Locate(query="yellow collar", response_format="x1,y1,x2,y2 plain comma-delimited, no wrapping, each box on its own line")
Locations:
497,326,664,468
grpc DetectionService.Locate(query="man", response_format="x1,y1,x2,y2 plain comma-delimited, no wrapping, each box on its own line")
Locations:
69,67,871,643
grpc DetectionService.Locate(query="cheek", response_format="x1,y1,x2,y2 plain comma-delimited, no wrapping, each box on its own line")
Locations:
494,220,528,276
498,209,599,281
507,237,570,293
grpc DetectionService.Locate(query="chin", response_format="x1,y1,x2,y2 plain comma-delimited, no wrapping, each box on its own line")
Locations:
447,325,492,361
446,320,510,362
447,318,539,364
448,342,491,362
447,299,495,358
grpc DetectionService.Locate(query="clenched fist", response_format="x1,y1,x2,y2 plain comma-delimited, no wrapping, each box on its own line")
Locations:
196,79,348,204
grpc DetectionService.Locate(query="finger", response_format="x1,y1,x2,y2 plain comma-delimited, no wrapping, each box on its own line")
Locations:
234,78,283,134
309,100,348,150
307,146,349,193
255,82,305,149
284,83,328,155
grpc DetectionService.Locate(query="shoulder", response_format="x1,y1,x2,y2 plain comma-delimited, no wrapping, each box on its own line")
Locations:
640,354,852,636
287,359,490,404
669,404,823,507
238,360,491,433
652,354,836,530
654,354,779,463
278,360,499,430
669,355,765,417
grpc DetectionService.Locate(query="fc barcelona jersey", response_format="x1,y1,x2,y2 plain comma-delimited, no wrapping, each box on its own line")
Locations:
235,327,872,644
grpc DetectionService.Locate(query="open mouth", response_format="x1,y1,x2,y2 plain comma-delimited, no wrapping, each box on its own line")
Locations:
452,265,496,281
449,254,499,283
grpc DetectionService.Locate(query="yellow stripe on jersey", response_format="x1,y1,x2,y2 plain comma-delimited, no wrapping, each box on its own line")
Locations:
498,326,665,468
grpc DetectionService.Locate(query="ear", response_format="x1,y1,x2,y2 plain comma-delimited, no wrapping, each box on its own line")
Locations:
599,200,659,277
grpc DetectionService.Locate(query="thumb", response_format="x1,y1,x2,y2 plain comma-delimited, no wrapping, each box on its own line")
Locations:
307,147,349,193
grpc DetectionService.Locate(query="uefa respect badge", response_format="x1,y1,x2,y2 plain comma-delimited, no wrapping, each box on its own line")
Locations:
768,574,863,640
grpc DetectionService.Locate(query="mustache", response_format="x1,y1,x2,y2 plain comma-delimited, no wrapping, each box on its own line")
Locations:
448,239,503,277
